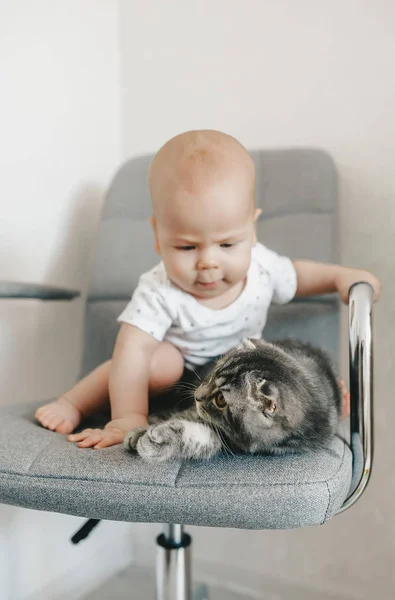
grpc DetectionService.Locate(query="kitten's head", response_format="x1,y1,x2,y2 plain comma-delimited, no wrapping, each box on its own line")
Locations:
194,338,309,452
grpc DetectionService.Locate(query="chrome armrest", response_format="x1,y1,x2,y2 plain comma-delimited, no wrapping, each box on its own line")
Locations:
0,281,80,301
336,282,374,514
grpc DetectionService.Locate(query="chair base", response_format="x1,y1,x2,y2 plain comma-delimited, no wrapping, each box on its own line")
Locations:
157,524,210,600
156,526,191,600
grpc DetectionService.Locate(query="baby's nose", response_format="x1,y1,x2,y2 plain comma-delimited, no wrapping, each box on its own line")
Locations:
197,255,219,270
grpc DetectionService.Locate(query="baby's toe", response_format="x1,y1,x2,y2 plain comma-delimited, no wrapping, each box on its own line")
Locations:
36,410,52,428
36,406,56,428
35,406,48,421
43,413,60,429
55,420,75,434
38,410,57,430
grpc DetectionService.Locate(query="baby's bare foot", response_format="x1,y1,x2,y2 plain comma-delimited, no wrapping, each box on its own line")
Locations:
35,396,82,434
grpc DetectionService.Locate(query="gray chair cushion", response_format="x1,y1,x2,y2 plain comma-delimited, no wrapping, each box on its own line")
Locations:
0,401,352,529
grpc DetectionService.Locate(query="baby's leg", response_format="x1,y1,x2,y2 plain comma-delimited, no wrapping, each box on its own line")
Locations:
148,341,185,395
67,341,185,448
35,360,111,434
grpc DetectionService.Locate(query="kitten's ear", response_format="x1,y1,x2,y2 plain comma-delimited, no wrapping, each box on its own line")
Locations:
264,398,277,415
256,379,278,400
257,378,268,394
237,338,256,352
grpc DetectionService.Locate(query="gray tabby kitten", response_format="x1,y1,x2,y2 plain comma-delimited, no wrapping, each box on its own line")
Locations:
125,338,341,462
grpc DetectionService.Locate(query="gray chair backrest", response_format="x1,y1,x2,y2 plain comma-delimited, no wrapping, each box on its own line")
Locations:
81,149,339,378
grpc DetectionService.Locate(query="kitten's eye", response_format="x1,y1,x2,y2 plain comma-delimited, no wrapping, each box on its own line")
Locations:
213,392,227,409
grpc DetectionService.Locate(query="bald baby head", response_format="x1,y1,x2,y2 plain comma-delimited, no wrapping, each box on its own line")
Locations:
147,131,261,300
149,130,256,221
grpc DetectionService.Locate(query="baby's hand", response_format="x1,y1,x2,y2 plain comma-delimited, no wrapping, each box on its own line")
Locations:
68,415,148,449
68,426,126,449
335,267,381,304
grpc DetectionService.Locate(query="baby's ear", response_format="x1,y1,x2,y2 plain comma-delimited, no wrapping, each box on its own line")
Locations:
253,208,262,244
149,215,161,255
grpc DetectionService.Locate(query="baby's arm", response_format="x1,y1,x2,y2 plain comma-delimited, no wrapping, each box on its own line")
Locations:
69,324,160,449
293,260,381,303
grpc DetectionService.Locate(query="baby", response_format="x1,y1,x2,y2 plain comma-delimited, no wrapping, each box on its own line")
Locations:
35,130,380,449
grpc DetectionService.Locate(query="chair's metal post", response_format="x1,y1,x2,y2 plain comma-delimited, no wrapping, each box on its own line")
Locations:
156,524,192,600
336,282,374,514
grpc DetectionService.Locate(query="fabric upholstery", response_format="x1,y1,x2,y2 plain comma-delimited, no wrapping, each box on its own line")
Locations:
0,401,351,529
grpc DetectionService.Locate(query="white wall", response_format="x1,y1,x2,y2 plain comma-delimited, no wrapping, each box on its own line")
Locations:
0,3,134,599
119,1,395,599
0,0,122,402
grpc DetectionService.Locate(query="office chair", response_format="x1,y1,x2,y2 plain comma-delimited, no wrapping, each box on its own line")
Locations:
0,149,373,599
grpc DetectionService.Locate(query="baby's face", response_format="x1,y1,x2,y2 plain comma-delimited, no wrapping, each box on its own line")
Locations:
152,176,259,299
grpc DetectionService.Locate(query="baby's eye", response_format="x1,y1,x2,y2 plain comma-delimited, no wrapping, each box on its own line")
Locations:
175,246,196,251
220,243,233,248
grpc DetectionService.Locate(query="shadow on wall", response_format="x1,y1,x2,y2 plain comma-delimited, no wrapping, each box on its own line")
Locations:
0,183,106,405
44,182,106,296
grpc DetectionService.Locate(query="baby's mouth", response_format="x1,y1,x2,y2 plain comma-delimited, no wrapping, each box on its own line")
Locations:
197,280,221,288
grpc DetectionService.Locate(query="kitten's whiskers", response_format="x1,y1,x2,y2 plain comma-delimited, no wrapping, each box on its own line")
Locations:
189,367,202,383
199,407,235,458
215,425,235,458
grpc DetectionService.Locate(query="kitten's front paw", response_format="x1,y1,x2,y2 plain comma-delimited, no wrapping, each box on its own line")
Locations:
124,426,148,452
135,422,182,462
